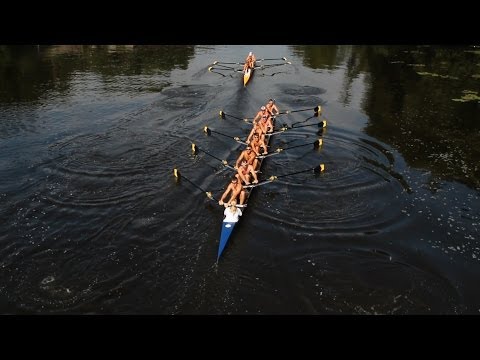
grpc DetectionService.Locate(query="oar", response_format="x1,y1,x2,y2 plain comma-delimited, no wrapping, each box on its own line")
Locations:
212,60,244,65
256,57,288,62
256,139,323,159
208,67,228,77
267,120,326,136
203,126,248,145
278,105,321,115
288,120,328,130
173,168,218,202
243,164,325,188
212,64,238,70
218,110,249,122
257,62,292,69
191,143,236,171
209,65,244,73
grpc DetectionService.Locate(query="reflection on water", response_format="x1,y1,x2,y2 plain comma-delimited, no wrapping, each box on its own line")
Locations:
0,45,479,314
0,45,195,103
292,45,480,190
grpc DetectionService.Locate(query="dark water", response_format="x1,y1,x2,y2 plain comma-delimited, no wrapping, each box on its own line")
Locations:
1,45,479,314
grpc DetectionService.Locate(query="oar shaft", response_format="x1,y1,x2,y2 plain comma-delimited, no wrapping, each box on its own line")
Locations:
214,64,237,70
222,112,244,121
215,61,242,65
279,106,320,115
207,128,248,145
276,168,315,178
208,69,227,77
260,63,290,68
209,129,233,139
197,147,223,163
176,172,218,201
291,123,319,129
202,151,235,171
289,108,314,113
257,57,287,61
194,144,236,171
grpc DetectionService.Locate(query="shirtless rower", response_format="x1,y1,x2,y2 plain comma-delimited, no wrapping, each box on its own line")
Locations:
218,176,246,206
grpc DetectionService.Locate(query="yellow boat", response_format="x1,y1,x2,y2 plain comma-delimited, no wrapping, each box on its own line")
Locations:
243,64,254,86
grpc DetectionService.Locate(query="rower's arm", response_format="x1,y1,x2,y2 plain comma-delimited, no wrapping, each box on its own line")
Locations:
246,127,256,144
219,185,231,204
235,152,244,168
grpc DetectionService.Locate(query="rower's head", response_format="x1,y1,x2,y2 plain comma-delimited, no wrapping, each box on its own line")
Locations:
231,176,238,184
253,133,259,139
246,145,252,151
261,106,266,111
268,98,275,104
230,199,237,207
241,160,248,167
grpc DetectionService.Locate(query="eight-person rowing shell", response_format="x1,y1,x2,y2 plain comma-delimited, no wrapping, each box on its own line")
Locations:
182,65,325,260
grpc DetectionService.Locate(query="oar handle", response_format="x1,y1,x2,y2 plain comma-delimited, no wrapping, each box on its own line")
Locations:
243,180,273,189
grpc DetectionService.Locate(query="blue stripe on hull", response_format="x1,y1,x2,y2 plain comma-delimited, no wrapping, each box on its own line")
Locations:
217,222,237,261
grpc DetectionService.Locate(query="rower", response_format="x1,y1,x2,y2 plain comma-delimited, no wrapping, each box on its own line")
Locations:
248,132,268,160
243,51,256,72
265,98,279,117
235,145,258,170
237,160,259,186
219,176,246,206
246,120,267,145
252,106,273,133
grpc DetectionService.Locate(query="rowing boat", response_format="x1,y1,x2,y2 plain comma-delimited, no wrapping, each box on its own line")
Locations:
209,58,291,86
243,63,255,87
217,119,274,261
175,107,325,261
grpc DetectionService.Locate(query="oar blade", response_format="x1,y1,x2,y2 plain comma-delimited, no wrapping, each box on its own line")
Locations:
173,168,180,180
313,164,325,174
313,138,323,149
